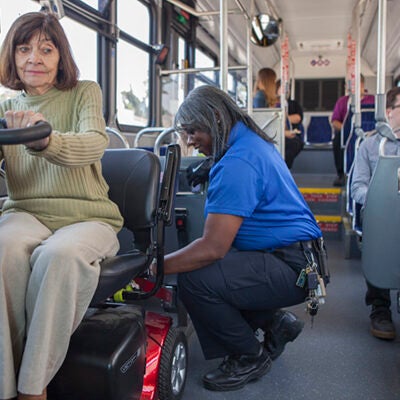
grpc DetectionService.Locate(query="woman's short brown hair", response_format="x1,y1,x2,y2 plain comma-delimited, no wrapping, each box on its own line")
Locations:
0,12,79,91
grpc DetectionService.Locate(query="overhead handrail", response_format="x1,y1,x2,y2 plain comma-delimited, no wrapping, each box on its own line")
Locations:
165,0,241,17
154,127,181,156
159,65,247,76
375,0,387,125
353,1,362,134
105,127,130,148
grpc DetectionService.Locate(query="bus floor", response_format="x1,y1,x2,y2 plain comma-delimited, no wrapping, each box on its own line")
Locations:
182,238,400,400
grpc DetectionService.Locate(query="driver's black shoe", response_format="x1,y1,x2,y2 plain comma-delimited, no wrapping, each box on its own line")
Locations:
202,347,271,391
264,310,304,360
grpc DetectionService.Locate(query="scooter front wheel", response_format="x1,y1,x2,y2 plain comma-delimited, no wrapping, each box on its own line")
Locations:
158,327,188,400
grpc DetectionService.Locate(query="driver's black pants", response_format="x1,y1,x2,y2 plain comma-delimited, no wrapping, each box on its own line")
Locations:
178,247,308,360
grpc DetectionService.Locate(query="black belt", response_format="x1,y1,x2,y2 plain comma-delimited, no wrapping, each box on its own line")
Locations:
288,240,312,249
264,238,323,253
282,239,319,251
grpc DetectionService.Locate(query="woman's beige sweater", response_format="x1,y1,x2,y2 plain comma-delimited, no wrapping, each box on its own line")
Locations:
0,80,123,232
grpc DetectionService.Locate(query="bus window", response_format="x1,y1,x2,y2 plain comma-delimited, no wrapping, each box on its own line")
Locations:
295,78,345,111
79,0,105,12
0,0,38,42
161,36,187,127
60,18,97,81
116,40,150,127
195,49,215,82
118,0,150,44
228,73,247,108
227,73,235,93
116,0,151,127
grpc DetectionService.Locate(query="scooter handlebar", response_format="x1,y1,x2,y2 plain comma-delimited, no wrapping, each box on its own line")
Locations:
0,118,52,145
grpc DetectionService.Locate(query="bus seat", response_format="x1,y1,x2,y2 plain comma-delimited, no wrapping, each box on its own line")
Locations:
106,127,130,149
91,148,161,304
305,115,332,144
362,153,400,289
95,144,180,302
297,123,305,141
341,103,375,149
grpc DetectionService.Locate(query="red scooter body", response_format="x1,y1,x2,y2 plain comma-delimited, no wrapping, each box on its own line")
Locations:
141,312,172,400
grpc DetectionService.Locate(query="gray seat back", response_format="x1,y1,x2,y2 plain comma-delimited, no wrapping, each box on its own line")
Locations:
362,154,400,288
102,148,160,251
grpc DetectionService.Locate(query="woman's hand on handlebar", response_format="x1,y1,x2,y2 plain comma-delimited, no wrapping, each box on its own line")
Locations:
4,110,51,150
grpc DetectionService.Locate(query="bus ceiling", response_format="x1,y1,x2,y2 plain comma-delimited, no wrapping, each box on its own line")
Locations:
178,0,400,81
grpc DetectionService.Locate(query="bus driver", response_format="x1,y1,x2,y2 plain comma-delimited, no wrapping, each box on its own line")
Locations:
160,85,327,392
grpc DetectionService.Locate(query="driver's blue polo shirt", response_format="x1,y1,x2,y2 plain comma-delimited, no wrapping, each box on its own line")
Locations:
205,121,321,251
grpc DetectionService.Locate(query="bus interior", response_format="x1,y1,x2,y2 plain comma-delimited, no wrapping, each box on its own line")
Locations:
1,0,400,399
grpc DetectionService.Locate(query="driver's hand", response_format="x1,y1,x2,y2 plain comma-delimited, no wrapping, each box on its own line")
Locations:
186,156,213,187
4,110,50,150
149,261,157,277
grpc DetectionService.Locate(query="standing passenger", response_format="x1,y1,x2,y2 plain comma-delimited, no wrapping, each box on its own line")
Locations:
331,74,374,186
0,12,123,400
161,85,327,392
276,79,305,169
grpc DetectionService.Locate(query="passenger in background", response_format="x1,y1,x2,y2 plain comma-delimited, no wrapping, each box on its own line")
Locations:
0,12,123,400
350,86,400,341
253,67,277,108
163,85,326,392
331,74,374,186
253,70,304,169
276,79,305,169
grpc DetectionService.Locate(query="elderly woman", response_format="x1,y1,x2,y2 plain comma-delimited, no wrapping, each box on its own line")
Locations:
162,85,326,392
0,12,122,400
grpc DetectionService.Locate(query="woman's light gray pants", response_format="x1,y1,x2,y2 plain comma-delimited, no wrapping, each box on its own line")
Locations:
0,212,120,398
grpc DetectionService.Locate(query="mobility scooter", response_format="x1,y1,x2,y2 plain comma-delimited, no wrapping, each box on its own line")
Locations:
0,119,189,400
